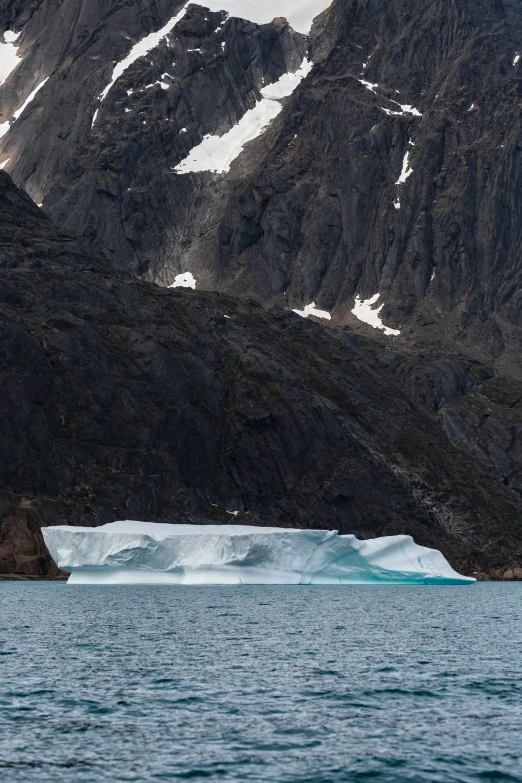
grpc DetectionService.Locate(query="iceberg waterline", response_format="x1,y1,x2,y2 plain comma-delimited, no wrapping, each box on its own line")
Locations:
42,521,474,585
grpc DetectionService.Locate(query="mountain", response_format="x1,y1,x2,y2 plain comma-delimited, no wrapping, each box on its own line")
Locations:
3,0,522,362
1,167,522,579
2,0,522,579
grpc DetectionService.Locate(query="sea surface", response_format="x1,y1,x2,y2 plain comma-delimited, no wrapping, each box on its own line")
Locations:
1,583,521,783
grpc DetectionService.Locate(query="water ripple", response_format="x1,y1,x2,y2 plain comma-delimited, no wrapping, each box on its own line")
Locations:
1,583,521,782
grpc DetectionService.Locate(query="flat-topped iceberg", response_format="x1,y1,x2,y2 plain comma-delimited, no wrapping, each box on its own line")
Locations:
42,521,474,585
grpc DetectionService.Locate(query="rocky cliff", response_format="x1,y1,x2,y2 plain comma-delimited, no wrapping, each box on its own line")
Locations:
2,0,522,579
3,0,522,363
1,169,522,579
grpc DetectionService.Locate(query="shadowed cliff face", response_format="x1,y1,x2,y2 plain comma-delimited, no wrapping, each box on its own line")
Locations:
3,0,522,360
1,169,522,579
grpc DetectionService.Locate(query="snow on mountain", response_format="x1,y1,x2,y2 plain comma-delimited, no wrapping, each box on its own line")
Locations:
98,3,189,103
0,30,22,86
175,58,312,174
292,301,331,320
200,0,332,35
351,294,400,336
97,0,328,106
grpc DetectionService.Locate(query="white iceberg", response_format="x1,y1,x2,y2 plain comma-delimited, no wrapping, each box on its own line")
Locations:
42,521,474,585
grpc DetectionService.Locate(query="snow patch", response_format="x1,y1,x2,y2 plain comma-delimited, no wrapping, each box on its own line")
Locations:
359,80,421,116
0,158,10,169
175,58,312,174
514,54,520,66
292,301,331,320
91,108,99,127
351,293,400,336
12,77,49,121
359,79,378,94
42,520,474,585
0,30,22,86
99,3,189,101
396,141,414,185
170,272,196,289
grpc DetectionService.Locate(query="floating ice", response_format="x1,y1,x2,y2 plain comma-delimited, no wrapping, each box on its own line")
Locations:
351,293,400,336
175,58,312,174
292,301,331,320
170,271,196,289
42,521,474,585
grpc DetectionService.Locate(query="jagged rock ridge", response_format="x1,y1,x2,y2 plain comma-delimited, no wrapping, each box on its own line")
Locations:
3,0,522,362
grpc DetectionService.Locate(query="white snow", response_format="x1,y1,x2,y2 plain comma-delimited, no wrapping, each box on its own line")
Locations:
396,141,414,185
389,100,422,117
393,199,400,209
42,520,475,585
175,58,312,174
193,0,332,34
99,3,189,101
12,77,49,120
0,30,22,86
99,0,329,102
0,121,9,138
0,158,10,169
351,293,400,336
292,301,331,320
3,30,21,43
359,79,378,94
359,81,421,116
514,54,520,65
468,102,475,111
382,104,422,117
169,271,196,289
91,108,99,127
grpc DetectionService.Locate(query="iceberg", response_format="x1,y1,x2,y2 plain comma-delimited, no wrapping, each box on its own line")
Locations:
42,521,474,585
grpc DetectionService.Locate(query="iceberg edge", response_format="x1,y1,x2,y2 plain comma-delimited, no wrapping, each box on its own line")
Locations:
42,521,475,585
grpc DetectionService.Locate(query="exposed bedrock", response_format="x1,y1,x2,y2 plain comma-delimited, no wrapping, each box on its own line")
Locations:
1,169,522,579
3,0,522,358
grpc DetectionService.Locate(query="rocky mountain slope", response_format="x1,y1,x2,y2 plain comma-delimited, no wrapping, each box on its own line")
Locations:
2,0,522,579
1,168,522,579
3,0,522,364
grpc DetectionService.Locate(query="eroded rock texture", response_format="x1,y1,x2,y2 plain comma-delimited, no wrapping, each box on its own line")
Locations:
1,169,522,579
3,0,522,361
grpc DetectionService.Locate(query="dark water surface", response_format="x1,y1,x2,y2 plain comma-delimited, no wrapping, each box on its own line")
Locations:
1,583,521,783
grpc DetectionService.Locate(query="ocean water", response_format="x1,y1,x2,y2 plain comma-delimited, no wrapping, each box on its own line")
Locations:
0,583,521,783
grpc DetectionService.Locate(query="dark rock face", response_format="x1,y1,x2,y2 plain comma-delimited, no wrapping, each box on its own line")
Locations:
1,0,306,276
1,168,522,579
2,0,522,580
4,0,522,360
